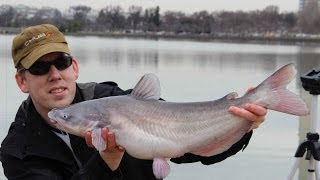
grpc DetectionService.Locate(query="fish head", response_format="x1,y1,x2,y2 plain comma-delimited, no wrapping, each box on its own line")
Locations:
48,104,107,137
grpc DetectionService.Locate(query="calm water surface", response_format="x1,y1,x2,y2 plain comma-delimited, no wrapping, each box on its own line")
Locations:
1,34,320,180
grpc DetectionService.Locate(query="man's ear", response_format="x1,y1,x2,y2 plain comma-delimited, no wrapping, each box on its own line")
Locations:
15,72,29,93
72,58,79,80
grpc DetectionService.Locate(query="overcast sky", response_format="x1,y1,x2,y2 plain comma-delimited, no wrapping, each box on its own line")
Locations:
2,0,298,13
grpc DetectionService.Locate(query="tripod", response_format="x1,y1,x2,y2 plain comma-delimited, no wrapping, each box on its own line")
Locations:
287,68,320,180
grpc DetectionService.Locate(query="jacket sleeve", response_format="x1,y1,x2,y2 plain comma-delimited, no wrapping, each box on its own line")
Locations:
1,152,123,180
1,153,63,180
170,131,252,165
72,153,123,180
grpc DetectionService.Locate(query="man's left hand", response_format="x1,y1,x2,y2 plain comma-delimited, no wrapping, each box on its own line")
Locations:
228,87,267,131
228,103,267,131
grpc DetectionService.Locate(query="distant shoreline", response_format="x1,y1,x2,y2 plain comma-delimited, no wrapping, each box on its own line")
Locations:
67,31,320,45
2,27,320,45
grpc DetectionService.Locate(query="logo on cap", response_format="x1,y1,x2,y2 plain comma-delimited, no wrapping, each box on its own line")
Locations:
24,31,53,47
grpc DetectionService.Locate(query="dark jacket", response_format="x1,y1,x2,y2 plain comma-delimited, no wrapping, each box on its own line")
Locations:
0,81,252,180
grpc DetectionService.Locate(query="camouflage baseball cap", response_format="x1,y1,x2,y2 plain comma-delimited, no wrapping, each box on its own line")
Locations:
12,24,71,69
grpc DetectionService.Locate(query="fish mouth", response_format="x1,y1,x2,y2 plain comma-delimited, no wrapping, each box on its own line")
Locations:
48,110,54,119
48,109,58,124
50,119,58,124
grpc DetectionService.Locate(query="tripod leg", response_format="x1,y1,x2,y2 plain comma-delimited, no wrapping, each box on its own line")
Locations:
288,158,301,180
315,160,319,180
308,157,316,180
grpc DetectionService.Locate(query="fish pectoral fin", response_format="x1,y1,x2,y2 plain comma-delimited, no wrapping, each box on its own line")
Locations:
152,157,171,179
131,73,161,100
91,128,107,151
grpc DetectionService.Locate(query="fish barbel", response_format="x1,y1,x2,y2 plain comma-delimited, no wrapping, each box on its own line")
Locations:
48,63,309,179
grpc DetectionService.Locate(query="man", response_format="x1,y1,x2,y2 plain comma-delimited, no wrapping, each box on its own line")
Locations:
0,24,267,179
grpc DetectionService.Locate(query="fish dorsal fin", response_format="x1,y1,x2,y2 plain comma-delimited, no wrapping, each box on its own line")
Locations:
224,92,238,100
131,73,161,100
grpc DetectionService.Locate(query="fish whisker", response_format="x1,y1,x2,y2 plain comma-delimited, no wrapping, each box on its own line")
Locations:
54,120,70,137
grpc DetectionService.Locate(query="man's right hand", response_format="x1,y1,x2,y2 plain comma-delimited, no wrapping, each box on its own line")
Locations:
85,128,124,171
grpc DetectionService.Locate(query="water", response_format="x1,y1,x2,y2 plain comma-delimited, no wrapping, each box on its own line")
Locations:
1,34,320,180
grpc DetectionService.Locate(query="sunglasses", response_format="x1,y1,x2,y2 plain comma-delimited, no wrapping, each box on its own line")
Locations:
20,54,73,75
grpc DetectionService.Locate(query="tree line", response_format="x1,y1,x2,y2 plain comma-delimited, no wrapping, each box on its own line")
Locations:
1,2,320,36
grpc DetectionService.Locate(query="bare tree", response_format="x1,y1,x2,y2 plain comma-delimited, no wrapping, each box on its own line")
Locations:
143,6,161,31
127,6,143,31
97,5,125,31
67,5,92,31
161,11,186,33
0,5,16,26
29,8,62,27
261,5,280,32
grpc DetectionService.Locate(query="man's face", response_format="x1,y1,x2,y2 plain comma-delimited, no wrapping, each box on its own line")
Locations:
15,52,79,118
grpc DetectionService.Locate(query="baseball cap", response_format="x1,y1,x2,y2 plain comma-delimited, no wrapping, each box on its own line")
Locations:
12,24,71,69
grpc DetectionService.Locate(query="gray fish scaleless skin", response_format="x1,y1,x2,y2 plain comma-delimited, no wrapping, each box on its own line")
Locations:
48,63,309,178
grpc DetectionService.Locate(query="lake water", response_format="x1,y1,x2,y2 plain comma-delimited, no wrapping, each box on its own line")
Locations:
1,34,320,180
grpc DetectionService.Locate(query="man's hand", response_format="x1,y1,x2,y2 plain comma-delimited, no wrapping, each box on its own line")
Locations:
85,128,124,171
228,87,267,131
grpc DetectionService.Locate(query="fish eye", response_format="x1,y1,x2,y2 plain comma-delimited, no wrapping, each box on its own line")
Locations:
62,113,68,119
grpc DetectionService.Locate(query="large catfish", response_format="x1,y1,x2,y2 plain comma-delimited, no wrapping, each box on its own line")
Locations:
48,63,309,179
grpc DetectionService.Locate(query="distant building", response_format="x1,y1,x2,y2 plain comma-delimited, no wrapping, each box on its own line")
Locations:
0,4,13,14
299,0,306,10
38,7,62,19
63,7,99,21
62,8,75,20
14,4,38,19
299,0,320,10
0,4,61,20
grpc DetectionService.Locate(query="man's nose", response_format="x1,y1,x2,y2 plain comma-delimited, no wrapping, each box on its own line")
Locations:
48,65,62,81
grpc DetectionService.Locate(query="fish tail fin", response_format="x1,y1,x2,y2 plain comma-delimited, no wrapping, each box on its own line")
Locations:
252,63,309,116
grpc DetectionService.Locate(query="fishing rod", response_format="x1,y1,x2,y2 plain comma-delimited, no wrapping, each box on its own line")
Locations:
287,66,320,180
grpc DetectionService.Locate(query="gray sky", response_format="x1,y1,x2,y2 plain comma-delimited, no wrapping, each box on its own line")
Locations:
2,0,298,13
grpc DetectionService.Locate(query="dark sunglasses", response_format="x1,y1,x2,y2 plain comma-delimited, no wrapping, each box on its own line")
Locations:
20,54,73,75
